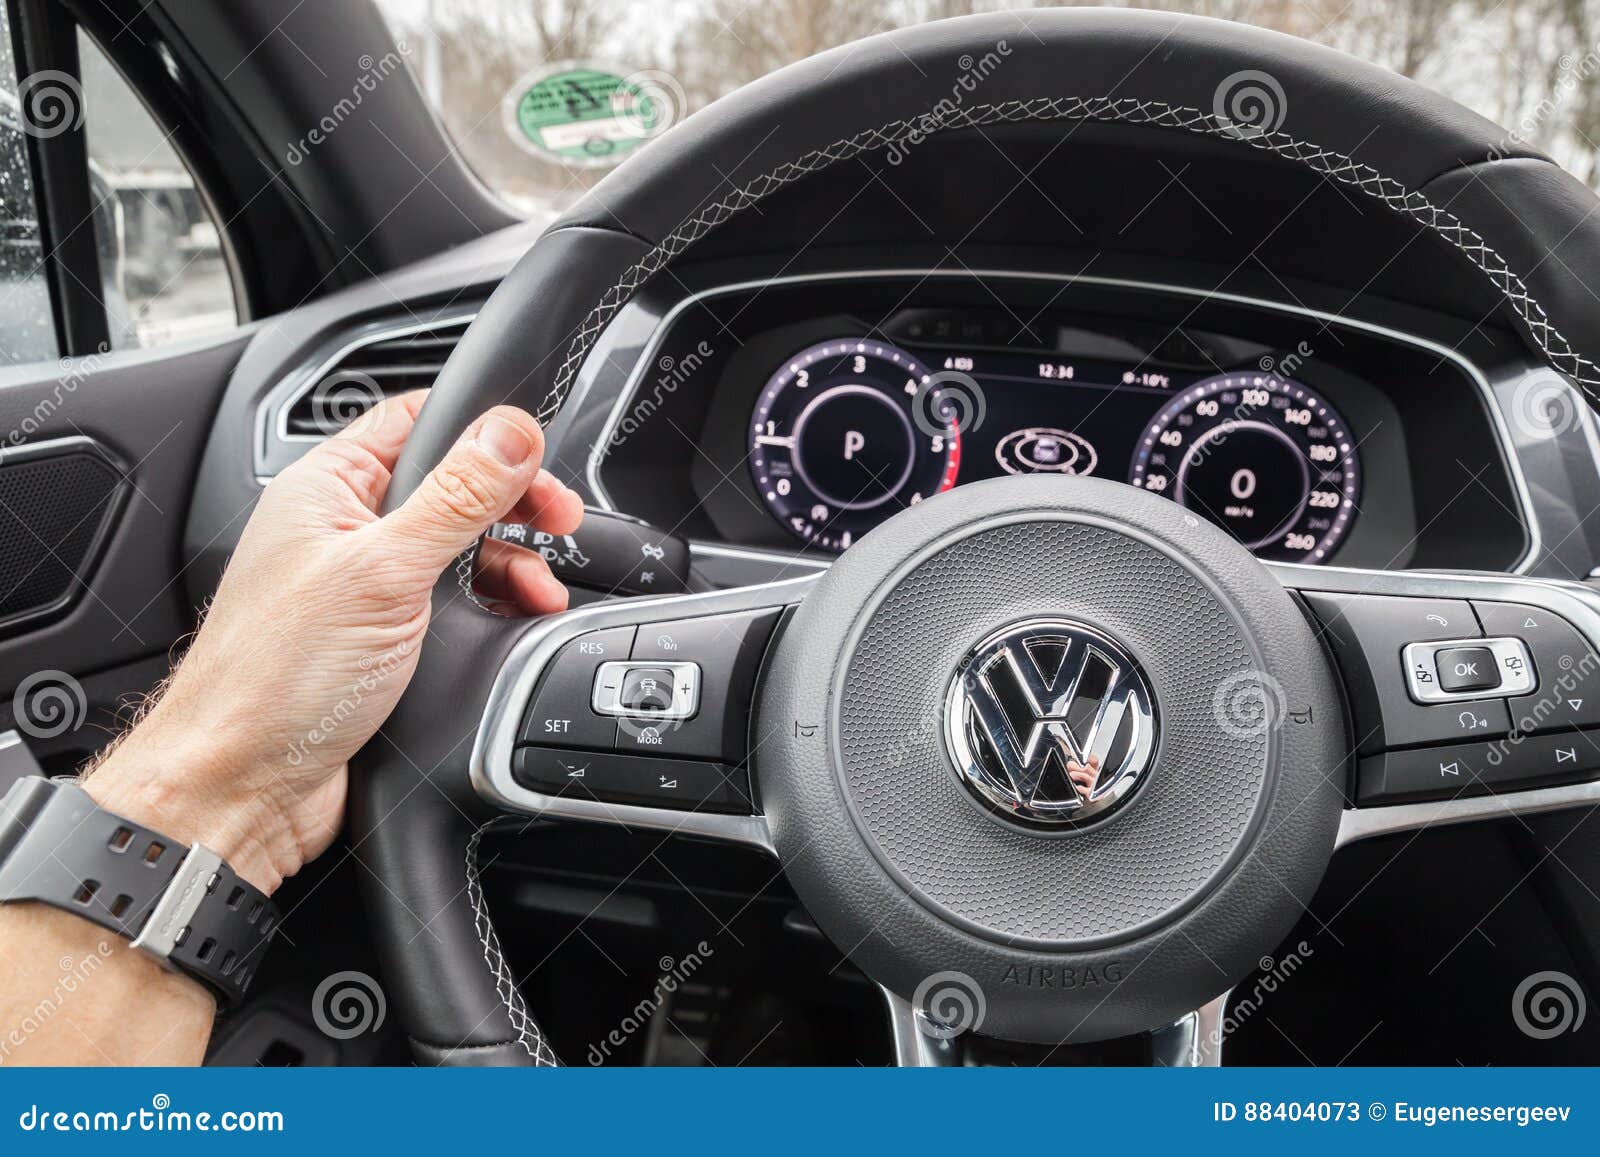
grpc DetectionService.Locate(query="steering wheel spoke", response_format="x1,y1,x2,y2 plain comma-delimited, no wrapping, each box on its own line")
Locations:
471,576,817,852
1272,563,1600,846
880,983,1231,1066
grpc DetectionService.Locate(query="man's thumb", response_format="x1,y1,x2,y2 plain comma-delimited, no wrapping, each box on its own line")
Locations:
380,407,542,570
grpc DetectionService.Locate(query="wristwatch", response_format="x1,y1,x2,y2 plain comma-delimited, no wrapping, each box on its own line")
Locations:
0,776,279,1004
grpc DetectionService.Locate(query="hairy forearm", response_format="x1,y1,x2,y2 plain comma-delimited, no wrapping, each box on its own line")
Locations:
0,901,214,1065
0,697,288,1067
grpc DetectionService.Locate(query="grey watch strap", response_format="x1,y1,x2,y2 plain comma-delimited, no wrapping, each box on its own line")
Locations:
0,777,278,1005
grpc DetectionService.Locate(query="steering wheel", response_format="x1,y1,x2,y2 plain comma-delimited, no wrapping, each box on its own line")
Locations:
351,9,1600,1065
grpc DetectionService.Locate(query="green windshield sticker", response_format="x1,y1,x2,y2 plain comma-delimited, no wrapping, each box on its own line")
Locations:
503,64,680,167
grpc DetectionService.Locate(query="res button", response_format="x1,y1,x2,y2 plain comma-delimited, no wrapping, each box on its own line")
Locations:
519,626,634,750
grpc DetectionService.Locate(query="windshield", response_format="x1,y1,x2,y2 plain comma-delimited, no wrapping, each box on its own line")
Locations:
373,0,1600,219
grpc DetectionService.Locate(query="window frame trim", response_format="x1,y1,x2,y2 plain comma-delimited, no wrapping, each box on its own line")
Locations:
7,0,111,356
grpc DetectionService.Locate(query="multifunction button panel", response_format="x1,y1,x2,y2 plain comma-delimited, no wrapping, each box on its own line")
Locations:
1402,637,1534,702
1302,593,1600,806
514,608,782,815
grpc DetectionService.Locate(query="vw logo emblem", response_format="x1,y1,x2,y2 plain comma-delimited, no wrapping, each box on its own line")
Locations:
944,618,1158,828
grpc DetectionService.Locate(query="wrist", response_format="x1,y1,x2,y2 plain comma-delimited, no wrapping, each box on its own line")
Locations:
81,722,296,895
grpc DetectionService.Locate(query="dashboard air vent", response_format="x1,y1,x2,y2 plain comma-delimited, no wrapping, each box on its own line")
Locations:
282,315,474,437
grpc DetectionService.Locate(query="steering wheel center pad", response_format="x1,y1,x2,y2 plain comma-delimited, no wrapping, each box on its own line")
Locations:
760,475,1344,1043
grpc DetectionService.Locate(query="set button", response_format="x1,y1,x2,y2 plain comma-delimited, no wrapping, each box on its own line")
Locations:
518,626,634,749
514,607,783,811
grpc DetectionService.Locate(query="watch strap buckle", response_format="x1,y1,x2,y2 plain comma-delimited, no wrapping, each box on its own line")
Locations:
130,843,223,962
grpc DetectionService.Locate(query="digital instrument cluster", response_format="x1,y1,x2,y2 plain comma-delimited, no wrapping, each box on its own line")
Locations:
747,337,1362,564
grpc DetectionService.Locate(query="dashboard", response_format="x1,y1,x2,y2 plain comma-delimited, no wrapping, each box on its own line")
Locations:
588,270,1532,575
746,336,1360,563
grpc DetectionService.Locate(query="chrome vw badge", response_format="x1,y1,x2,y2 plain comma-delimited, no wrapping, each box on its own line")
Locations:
943,618,1158,828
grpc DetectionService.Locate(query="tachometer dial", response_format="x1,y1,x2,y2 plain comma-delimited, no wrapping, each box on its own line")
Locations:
1128,372,1360,563
750,338,960,552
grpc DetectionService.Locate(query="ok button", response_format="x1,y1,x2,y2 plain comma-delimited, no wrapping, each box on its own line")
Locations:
1436,646,1501,693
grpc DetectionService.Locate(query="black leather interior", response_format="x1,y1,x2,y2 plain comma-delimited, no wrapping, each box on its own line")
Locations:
347,592,527,1058
355,8,1600,1065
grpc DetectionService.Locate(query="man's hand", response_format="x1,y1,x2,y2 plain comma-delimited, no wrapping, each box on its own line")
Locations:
83,392,582,894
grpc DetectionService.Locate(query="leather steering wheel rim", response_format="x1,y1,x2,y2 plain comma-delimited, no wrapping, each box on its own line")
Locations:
351,7,1600,1065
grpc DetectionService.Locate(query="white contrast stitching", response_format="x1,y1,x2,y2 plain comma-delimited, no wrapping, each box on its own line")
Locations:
536,94,1599,427
454,91,1596,1044
458,94,1590,600
465,822,560,1066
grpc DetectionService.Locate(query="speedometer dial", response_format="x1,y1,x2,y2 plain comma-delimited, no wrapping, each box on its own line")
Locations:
750,338,960,552
1128,372,1360,564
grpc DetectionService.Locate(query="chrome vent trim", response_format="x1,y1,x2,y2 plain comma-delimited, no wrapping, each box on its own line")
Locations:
254,307,479,479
